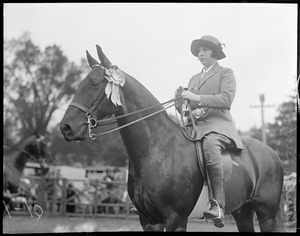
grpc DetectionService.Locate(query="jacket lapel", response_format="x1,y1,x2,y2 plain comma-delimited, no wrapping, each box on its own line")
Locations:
198,62,220,89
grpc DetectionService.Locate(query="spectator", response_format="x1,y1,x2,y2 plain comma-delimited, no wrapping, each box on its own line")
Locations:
66,183,77,213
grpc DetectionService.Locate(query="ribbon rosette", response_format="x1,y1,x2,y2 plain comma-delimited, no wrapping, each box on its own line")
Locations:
104,66,126,106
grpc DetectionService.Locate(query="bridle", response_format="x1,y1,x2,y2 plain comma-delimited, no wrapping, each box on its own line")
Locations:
68,64,184,140
70,96,183,140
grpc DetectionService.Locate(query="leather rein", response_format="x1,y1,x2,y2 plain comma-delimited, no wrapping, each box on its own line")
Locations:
69,97,184,140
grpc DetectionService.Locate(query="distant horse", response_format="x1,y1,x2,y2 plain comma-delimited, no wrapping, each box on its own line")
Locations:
3,133,51,212
60,45,285,232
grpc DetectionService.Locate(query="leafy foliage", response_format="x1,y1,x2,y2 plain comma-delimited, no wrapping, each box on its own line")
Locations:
49,125,128,167
245,95,297,165
267,97,297,161
4,32,85,141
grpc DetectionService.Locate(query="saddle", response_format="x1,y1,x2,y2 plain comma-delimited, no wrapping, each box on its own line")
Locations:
179,102,239,182
195,142,239,182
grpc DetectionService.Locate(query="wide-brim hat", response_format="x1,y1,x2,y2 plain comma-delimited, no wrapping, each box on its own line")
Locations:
191,35,226,60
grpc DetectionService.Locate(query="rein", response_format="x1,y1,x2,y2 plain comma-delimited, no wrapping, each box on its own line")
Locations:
70,97,184,140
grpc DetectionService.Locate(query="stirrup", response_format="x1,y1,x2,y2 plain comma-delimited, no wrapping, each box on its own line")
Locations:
204,199,222,218
204,200,225,228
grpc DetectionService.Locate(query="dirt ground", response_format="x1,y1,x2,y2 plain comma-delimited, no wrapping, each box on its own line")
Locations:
3,214,294,233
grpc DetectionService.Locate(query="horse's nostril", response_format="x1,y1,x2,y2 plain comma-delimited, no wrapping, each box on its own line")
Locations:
60,123,75,142
60,123,72,135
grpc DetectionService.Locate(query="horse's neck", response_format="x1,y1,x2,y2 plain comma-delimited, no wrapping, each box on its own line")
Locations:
120,76,162,112
116,76,175,162
117,75,169,131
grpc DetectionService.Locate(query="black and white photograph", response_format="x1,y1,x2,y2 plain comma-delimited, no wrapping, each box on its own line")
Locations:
3,2,297,232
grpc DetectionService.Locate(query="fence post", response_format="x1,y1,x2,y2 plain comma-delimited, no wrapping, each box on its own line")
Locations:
94,185,98,216
61,178,67,217
38,176,46,210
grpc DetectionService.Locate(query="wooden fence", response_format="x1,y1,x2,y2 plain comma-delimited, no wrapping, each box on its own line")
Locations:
5,176,296,225
6,176,137,218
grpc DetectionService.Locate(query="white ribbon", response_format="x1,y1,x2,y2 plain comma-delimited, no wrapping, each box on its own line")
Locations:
104,66,126,106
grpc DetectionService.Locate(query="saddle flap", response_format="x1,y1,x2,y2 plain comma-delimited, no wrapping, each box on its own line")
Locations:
222,150,235,182
195,142,239,182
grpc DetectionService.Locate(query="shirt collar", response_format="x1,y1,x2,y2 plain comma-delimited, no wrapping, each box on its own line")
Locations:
202,62,216,73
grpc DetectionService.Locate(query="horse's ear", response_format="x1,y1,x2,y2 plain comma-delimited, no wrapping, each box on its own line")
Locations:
96,45,112,68
86,50,100,68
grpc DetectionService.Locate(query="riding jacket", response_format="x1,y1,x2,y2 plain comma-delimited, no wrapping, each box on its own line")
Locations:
179,62,243,150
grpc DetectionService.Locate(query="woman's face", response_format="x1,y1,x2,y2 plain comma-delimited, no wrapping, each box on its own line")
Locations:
197,47,217,68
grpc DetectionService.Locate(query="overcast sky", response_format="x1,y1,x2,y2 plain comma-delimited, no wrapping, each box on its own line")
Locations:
4,3,297,132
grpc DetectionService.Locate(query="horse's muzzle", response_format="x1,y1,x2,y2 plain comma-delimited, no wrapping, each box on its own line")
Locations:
60,122,87,142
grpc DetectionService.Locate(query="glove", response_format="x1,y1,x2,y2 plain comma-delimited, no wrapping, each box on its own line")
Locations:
175,86,185,98
181,90,201,102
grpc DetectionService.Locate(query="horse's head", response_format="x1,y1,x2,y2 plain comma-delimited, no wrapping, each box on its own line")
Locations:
60,45,122,142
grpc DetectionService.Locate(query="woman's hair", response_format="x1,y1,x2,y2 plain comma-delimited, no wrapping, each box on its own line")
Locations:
210,50,217,59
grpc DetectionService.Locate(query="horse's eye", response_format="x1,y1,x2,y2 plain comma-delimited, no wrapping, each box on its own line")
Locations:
91,77,106,88
91,79,100,86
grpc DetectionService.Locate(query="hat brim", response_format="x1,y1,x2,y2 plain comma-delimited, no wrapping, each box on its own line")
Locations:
191,39,226,60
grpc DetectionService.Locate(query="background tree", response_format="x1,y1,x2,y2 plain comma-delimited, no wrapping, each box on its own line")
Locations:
4,32,86,142
4,32,129,168
267,95,297,173
243,93,297,172
49,123,128,167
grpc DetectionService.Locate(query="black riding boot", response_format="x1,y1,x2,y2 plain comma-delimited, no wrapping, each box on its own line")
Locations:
203,163,225,228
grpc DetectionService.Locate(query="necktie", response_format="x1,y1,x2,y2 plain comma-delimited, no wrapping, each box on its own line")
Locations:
200,70,206,80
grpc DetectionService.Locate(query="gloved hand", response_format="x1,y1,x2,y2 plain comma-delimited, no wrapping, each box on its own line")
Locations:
181,90,201,102
175,86,185,98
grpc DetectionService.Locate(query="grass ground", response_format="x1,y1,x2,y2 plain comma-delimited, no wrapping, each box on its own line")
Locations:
2,214,252,233
3,214,294,233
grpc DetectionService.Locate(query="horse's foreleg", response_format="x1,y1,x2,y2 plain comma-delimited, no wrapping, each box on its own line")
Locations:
231,201,255,232
144,223,165,231
165,214,188,232
139,214,165,231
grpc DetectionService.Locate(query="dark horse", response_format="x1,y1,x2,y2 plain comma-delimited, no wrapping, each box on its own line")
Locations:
3,133,51,213
60,45,285,232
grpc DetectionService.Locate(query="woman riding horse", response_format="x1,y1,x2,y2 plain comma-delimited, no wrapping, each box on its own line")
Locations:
60,45,285,232
175,35,243,228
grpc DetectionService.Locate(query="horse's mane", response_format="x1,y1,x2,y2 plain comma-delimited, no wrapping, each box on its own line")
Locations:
125,73,161,104
124,73,179,124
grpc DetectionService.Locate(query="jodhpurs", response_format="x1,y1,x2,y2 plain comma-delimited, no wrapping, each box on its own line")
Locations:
202,132,236,165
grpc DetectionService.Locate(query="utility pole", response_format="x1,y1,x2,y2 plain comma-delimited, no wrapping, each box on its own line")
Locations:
250,94,275,144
